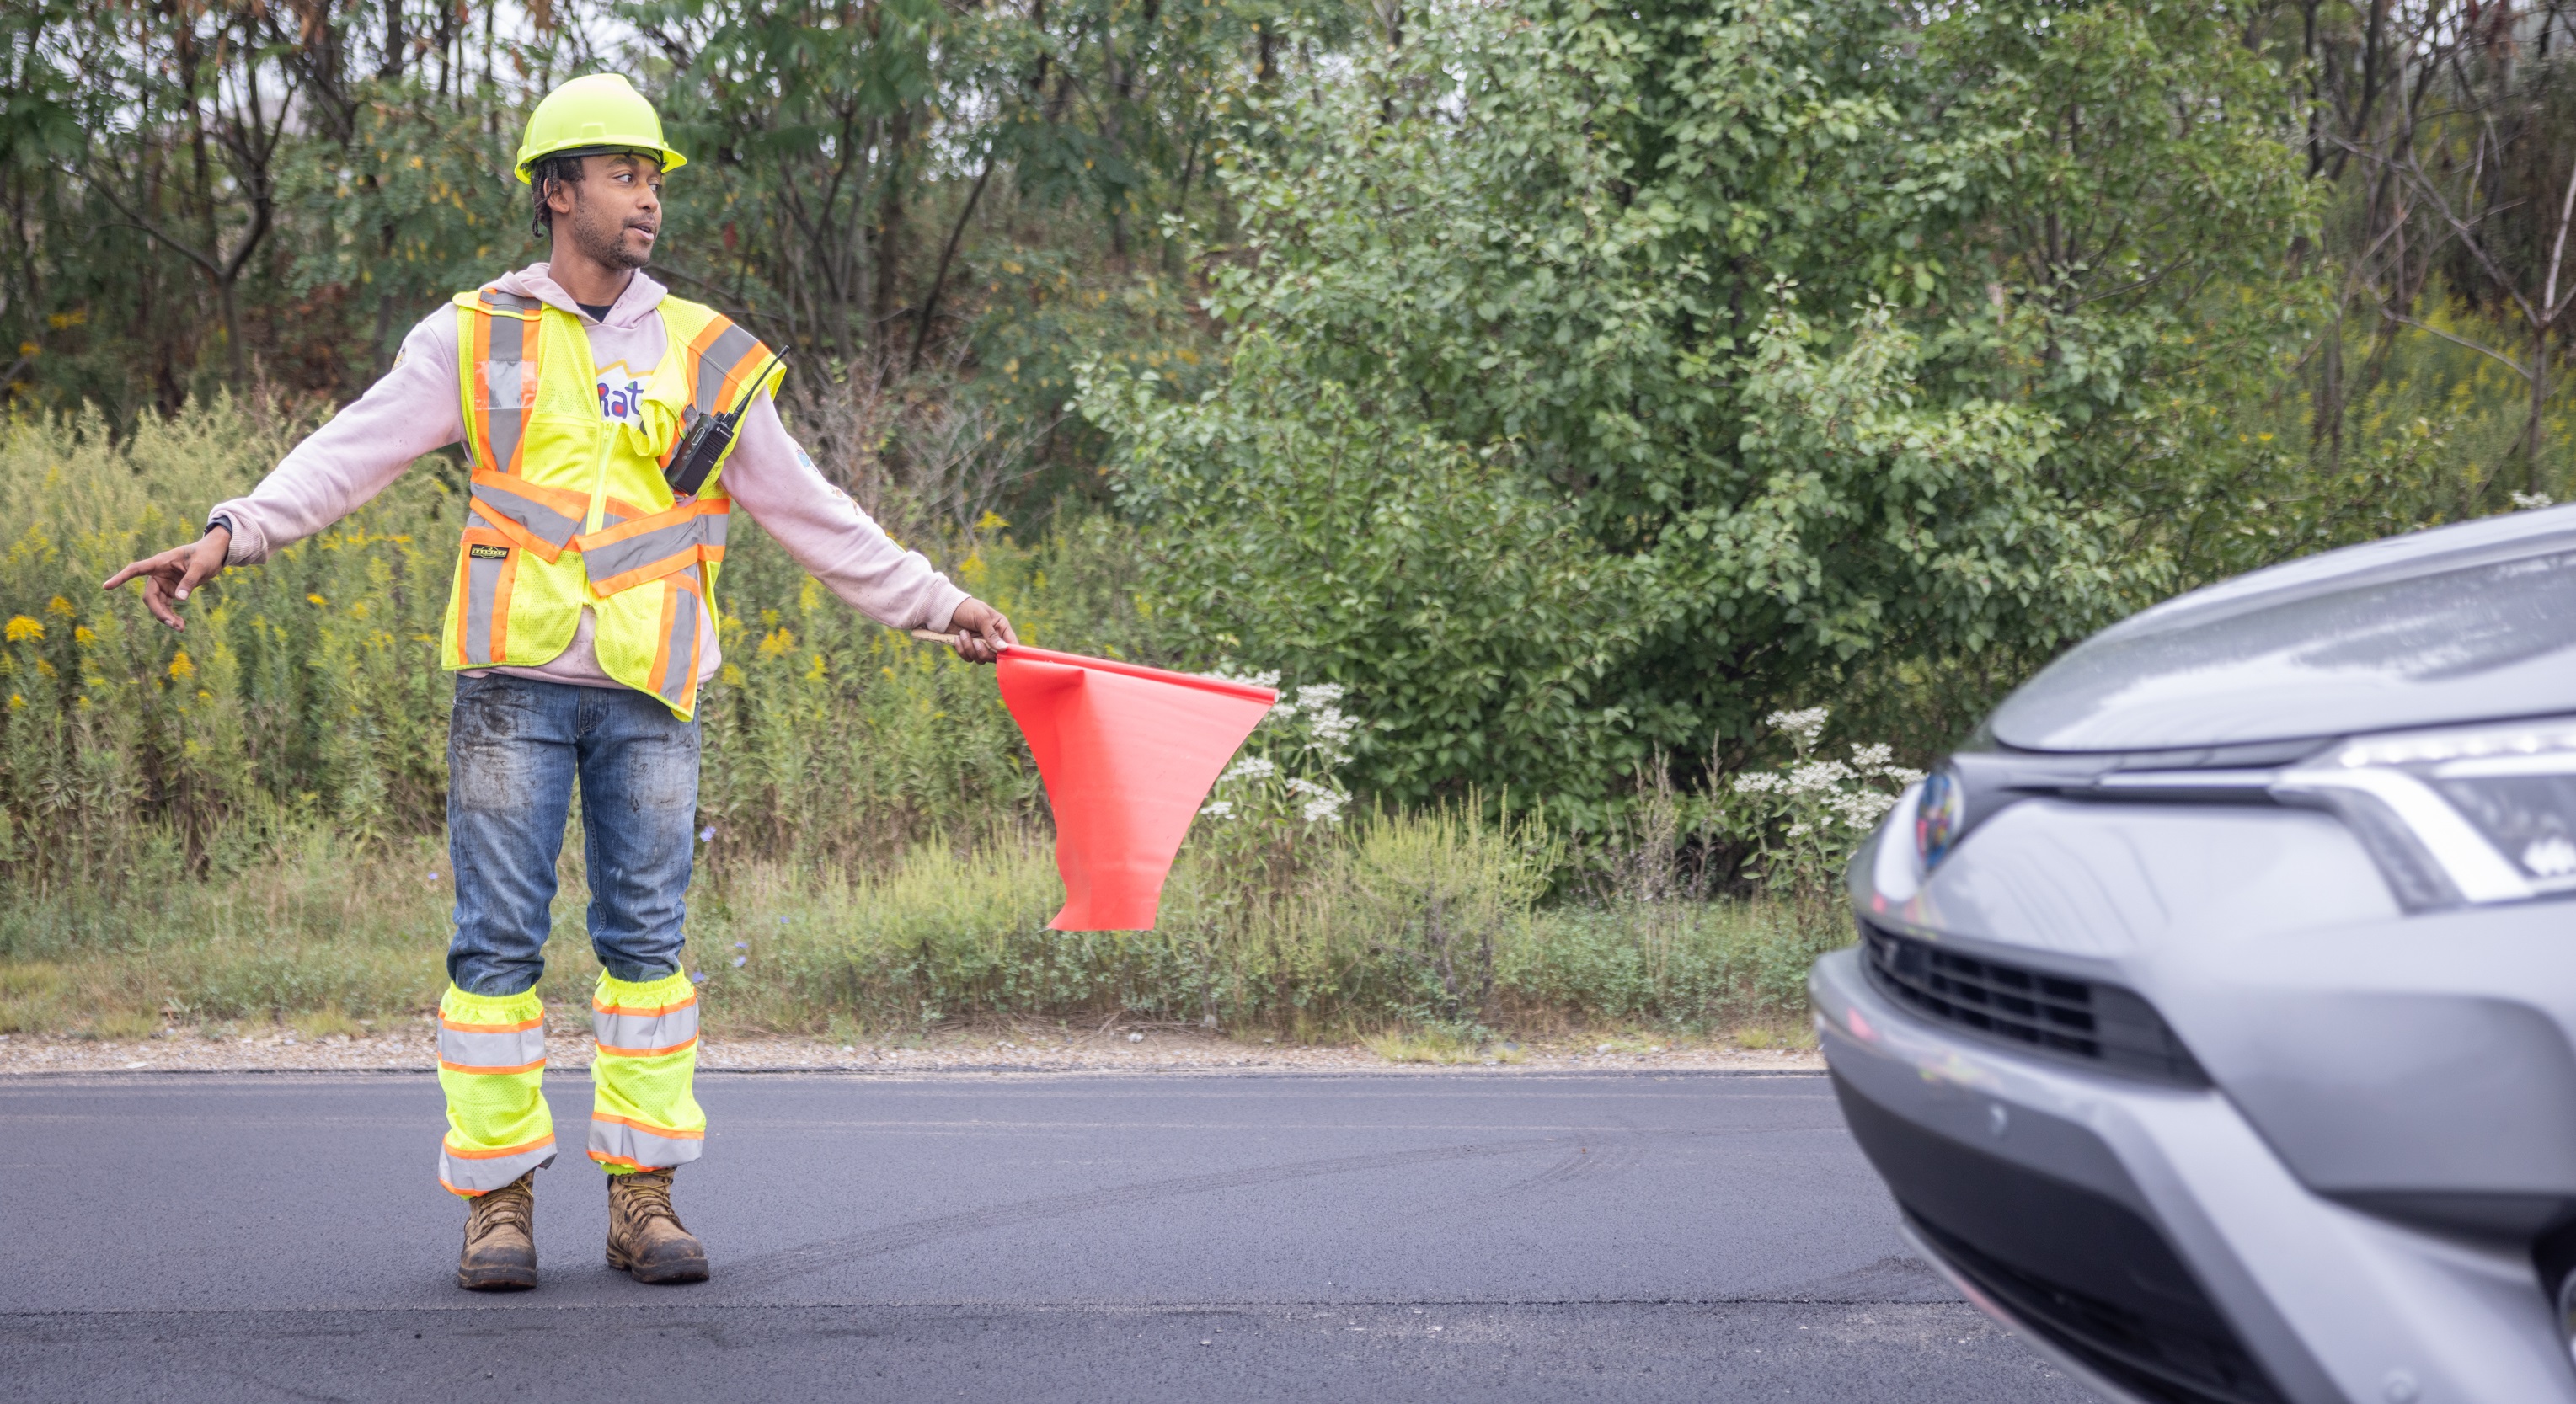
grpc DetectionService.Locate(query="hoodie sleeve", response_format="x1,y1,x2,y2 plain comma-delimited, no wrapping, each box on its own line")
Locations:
716,395,970,633
209,310,464,565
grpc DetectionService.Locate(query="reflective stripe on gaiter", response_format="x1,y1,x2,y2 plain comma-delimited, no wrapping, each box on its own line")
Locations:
590,970,706,1173
436,984,554,1196
591,992,698,1056
438,1015,547,1074
589,1114,706,1172
439,1133,558,1196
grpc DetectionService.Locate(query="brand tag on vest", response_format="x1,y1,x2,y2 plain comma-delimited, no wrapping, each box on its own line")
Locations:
469,544,510,561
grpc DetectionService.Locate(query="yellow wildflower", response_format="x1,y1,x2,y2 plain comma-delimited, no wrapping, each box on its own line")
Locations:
758,627,794,658
3,616,41,643
44,595,73,618
72,627,95,647
307,593,327,606
5,694,20,709
168,651,195,681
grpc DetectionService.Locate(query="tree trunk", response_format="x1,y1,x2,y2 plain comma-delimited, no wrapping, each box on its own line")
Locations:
2314,305,2344,470
2528,321,2550,492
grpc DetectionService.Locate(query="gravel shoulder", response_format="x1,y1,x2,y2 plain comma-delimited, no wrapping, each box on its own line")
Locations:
0,1023,1822,1076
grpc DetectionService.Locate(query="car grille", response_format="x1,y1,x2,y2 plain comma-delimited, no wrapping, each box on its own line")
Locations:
1910,1210,2286,1404
1861,924,2207,1086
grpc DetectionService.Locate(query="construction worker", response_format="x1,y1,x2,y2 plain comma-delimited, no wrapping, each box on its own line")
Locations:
101,73,1016,1291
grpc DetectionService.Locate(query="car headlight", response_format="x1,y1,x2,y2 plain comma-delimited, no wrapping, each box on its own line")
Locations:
2275,717,2576,908
1915,764,1966,870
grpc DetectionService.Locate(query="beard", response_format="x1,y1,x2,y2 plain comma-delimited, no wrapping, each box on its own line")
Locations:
566,195,650,272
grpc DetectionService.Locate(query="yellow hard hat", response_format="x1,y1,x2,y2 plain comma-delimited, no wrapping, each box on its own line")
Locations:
513,73,687,184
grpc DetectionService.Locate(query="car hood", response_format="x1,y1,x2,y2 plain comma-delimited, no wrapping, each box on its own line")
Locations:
1990,504,2576,751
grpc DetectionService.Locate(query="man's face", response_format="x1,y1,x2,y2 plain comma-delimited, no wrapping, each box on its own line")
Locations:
549,152,663,270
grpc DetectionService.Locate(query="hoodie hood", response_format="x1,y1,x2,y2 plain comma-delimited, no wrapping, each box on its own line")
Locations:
493,262,666,328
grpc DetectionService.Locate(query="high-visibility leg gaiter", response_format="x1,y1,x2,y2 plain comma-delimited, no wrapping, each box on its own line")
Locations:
589,970,705,1173
436,984,555,1196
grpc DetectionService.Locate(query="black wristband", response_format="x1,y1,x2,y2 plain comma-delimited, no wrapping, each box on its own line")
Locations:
205,515,233,539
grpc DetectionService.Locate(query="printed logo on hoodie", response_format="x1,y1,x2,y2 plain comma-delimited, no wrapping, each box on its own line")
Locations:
595,361,648,428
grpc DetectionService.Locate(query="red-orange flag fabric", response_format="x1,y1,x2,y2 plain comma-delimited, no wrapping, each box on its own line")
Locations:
996,644,1276,931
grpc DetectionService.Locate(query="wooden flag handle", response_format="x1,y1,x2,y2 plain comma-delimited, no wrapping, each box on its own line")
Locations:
911,627,1013,652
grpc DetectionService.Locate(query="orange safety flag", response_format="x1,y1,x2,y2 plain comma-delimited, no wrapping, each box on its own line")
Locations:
996,644,1277,930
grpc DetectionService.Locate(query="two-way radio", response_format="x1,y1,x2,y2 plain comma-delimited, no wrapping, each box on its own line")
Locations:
664,351,784,499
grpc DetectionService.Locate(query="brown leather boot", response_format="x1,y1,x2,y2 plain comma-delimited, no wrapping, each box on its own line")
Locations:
606,1168,708,1284
456,1171,537,1291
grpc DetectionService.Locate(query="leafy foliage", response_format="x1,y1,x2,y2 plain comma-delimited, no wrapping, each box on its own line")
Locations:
1088,0,2316,817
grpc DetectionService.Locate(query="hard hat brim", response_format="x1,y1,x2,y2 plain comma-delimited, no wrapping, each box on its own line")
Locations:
513,142,688,185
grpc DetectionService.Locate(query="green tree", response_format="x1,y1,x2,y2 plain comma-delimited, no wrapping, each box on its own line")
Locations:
1088,0,2316,813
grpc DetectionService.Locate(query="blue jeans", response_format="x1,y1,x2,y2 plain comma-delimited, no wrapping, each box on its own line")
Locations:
446,673,701,996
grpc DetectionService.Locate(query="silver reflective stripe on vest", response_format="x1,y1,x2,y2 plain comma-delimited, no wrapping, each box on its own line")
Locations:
582,512,718,586
593,1000,698,1054
439,1022,546,1072
691,323,763,417
439,1137,558,1194
479,290,543,313
480,310,532,471
471,478,582,550
659,580,701,707
462,547,506,665
589,1117,703,1170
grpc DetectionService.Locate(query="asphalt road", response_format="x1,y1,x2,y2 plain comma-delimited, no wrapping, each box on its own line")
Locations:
0,1071,2091,1403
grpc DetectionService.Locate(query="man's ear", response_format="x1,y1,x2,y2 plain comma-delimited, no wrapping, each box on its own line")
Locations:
545,163,581,218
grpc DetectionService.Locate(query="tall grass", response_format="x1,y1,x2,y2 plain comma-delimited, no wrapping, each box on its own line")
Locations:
0,400,1846,1040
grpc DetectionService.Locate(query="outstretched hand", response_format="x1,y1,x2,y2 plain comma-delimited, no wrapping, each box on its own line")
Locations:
946,597,1018,664
104,526,232,631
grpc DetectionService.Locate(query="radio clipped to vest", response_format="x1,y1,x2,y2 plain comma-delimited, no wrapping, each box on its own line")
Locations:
665,352,783,499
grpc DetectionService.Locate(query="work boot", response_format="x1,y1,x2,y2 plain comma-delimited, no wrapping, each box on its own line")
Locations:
456,1171,538,1291
606,1168,709,1284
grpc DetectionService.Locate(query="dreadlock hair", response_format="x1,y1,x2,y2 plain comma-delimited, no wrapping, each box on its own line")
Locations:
527,153,587,240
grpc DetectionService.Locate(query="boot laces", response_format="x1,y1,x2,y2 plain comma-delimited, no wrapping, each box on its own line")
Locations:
619,1171,681,1227
468,1175,533,1242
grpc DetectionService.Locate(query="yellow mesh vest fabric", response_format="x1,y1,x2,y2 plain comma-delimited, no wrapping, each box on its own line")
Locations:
589,970,707,1174
440,290,777,720
436,985,555,1197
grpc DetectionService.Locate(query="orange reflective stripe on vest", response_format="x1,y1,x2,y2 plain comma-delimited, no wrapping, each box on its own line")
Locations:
454,526,519,666
646,567,706,710
464,291,543,478
468,469,588,562
669,316,770,460
578,499,730,596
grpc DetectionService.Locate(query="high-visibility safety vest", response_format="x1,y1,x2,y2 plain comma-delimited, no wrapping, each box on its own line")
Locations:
440,285,781,718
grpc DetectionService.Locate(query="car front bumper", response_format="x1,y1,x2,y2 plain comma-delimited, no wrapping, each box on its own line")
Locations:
1812,946,2574,1404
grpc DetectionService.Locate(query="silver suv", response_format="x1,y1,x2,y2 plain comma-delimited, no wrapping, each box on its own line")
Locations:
1812,504,2576,1404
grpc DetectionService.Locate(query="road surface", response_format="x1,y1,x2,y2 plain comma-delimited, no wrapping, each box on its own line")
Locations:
0,1070,2089,1402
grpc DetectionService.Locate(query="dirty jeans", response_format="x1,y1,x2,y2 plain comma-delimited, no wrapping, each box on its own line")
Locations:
445,672,701,996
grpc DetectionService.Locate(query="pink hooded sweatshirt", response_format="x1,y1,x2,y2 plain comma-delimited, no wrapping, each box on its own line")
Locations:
208,264,969,691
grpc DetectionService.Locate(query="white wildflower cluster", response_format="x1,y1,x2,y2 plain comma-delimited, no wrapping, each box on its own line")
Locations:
1197,674,1360,830
1765,706,1831,754
1724,705,1924,894
2512,491,2557,511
